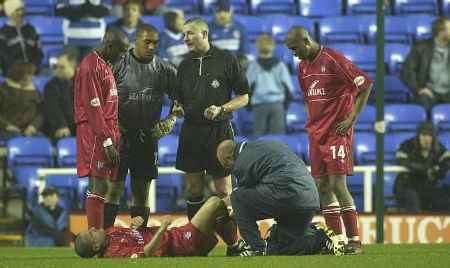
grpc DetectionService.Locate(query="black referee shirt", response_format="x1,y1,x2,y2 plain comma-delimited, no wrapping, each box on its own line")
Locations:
176,46,249,124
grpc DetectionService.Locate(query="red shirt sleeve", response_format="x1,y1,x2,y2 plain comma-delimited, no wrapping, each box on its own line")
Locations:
332,51,373,93
78,67,113,142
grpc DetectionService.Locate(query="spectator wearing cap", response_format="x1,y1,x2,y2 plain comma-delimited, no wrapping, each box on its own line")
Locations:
394,122,450,212
208,0,248,57
25,187,71,247
107,0,144,43
159,9,188,66
0,0,43,75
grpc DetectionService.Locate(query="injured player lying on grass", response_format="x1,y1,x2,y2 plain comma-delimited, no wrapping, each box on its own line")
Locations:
74,197,343,257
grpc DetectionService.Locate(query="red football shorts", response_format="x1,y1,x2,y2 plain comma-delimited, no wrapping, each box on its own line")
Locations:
309,130,354,178
76,121,120,180
169,223,218,257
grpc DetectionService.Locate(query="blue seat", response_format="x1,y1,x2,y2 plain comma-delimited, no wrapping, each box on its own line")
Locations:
384,44,410,75
408,14,435,41
25,0,55,16
353,132,375,164
367,16,410,44
33,75,51,94
385,104,427,132
347,173,363,211
270,15,314,43
251,0,298,15
383,75,411,102
257,134,303,157
56,137,76,167
385,132,416,163
27,16,64,45
438,132,450,150
235,108,254,137
141,16,164,31
383,172,398,208
76,177,89,209
286,103,307,133
432,104,450,131
7,137,53,169
393,0,439,15
318,16,366,44
165,0,200,14
41,44,64,67
158,135,179,166
13,167,40,199
298,133,310,163
45,175,76,209
355,105,375,131
346,0,392,14
444,0,450,15
299,0,343,17
329,44,376,76
234,15,272,42
202,0,249,14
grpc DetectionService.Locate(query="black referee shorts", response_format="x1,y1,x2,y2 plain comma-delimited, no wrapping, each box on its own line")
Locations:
118,130,158,181
176,120,234,178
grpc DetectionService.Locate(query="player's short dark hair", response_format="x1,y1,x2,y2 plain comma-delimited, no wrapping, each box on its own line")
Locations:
432,16,449,37
136,23,159,37
125,0,142,9
74,234,96,258
163,9,179,28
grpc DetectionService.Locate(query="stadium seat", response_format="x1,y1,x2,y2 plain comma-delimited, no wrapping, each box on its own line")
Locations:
269,15,314,43
25,0,55,16
202,0,249,14
41,44,64,67
432,104,450,131
407,14,435,41
385,104,427,132
383,172,398,208
346,0,392,14
384,44,410,75
383,75,411,102
56,137,76,167
443,0,450,15
385,132,416,163
33,75,51,94
165,0,200,14
234,15,272,42
353,132,375,164
235,108,254,137
251,0,298,15
299,0,343,17
257,134,303,157
355,105,375,131
347,173,363,211
76,177,89,209
438,132,450,150
158,135,179,166
393,0,439,15
7,137,53,169
286,102,307,133
12,167,40,199
45,174,76,209
318,16,366,44
141,16,164,32
329,44,376,76
27,16,64,45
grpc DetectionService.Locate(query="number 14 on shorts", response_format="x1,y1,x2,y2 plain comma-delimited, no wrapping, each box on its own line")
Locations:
330,145,346,160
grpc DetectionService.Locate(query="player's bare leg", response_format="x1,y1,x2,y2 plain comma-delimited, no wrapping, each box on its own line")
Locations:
130,177,152,227
317,176,343,237
185,172,206,220
332,174,362,254
103,179,125,228
86,177,108,228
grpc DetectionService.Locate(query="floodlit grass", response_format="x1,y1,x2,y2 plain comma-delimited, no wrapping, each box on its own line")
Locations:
0,244,448,268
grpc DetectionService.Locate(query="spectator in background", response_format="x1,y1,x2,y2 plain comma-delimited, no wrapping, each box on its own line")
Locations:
25,187,70,247
43,52,77,140
0,0,43,75
0,62,42,137
159,9,188,66
246,34,293,137
107,0,144,43
394,122,450,212
56,0,110,57
401,17,450,115
208,0,248,58
143,0,167,15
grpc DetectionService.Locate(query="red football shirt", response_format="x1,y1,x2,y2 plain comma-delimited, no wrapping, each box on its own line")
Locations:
101,227,170,258
298,47,372,139
74,51,118,142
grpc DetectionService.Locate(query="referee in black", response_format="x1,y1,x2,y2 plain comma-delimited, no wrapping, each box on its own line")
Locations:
104,23,180,228
175,17,249,220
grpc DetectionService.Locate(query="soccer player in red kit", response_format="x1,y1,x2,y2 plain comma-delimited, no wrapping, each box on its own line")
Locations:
285,27,373,254
74,197,242,258
74,28,129,229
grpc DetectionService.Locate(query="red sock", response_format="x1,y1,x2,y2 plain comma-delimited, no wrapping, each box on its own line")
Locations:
215,217,238,246
322,205,343,235
341,206,360,241
86,192,105,229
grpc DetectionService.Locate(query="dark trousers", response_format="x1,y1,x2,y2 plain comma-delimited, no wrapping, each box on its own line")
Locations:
231,185,316,253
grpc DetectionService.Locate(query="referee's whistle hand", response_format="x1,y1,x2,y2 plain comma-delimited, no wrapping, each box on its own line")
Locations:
104,145,120,166
204,105,222,120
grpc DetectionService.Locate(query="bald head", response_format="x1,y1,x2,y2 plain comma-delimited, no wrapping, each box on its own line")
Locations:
74,232,96,258
100,28,130,63
285,26,319,61
217,140,236,170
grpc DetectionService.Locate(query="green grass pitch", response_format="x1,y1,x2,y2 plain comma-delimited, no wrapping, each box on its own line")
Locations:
0,244,449,268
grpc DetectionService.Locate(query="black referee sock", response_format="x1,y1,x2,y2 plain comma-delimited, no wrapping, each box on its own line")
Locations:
131,206,150,227
186,196,205,221
103,203,119,229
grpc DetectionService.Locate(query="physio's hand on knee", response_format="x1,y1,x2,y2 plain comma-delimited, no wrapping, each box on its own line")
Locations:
104,144,120,166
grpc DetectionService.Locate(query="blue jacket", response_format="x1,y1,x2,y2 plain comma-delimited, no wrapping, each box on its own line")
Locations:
208,20,248,56
158,30,189,66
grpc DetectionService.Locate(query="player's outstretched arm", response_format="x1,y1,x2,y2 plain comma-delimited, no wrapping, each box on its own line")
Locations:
143,219,171,257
